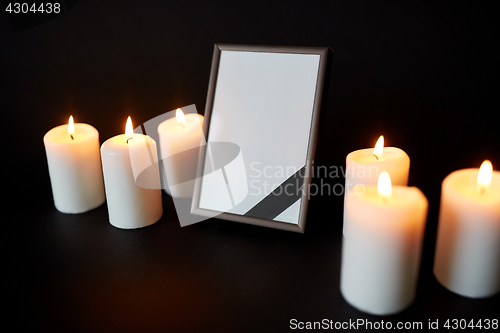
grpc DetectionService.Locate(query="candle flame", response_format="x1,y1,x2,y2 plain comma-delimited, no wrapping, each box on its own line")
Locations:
477,160,493,193
176,108,186,127
378,171,392,200
125,116,133,142
373,135,384,160
68,115,75,138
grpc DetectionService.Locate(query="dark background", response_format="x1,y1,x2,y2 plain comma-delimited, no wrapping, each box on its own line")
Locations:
2,1,499,332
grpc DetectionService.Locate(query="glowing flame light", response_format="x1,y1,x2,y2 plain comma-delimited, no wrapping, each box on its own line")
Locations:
176,108,186,128
125,116,133,142
373,135,384,160
477,160,493,193
378,171,392,201
68,115,75,139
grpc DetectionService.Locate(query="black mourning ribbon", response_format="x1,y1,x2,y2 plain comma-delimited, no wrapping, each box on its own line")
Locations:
244,166,305,220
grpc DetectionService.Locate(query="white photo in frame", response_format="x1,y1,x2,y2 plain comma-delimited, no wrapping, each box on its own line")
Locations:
192,44,332,233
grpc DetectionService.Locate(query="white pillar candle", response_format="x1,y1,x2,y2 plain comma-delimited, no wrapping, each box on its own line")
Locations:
345,136,410,190
433,160,500,298
101,117,163,229
43,116,105,213
157,109,204,198
343,136,410,234
340,172,428,315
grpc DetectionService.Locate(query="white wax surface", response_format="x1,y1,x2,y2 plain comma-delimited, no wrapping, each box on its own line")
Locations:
343,147,410,234
345,147,410,188
158,114,204,198
43,123,105,213
340,185,428,315
101,134,163,229
434,169,500,298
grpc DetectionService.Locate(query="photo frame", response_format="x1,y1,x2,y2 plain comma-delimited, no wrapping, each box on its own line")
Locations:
192,44,332,232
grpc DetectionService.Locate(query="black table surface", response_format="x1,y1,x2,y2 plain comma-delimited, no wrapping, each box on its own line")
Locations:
3,1,499,332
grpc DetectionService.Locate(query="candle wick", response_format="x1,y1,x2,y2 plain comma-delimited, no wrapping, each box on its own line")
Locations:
127,137,133,144
478,186,486,194
373,154,379,160
70,134,74,140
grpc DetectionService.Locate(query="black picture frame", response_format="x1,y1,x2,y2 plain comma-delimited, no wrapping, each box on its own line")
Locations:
191,44,333,233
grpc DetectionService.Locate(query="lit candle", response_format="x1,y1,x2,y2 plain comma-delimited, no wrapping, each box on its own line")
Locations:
433,160,500,298
101,117,163,229
340,172,428,315
157,108,204,198
43,116,105,213
343,136,410,233
345,136,410,190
